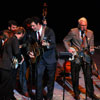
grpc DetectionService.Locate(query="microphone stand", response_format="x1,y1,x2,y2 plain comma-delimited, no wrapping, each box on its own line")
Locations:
83,31,90,100
63,58,68,100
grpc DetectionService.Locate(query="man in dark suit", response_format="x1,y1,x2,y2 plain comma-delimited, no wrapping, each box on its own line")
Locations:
0,27,24,100
29,16,57,100
63,17,100,100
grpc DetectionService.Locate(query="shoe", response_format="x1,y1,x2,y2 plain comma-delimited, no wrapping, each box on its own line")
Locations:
24,92,29,97
74,91,80,100
74,96,80,100
29,91,35,96
91,94,100,100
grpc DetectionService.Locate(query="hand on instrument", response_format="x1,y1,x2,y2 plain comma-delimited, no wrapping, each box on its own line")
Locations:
28,51,35,58
41,40,50,46
68,48,75,54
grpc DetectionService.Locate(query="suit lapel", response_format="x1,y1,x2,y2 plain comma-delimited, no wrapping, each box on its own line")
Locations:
77,29,82,44
40,26,46,41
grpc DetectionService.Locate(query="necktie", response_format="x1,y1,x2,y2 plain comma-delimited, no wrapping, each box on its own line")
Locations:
81,31,86,49
37,32,41,40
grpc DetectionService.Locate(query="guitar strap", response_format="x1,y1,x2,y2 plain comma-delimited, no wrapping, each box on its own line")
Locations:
40,25,46,42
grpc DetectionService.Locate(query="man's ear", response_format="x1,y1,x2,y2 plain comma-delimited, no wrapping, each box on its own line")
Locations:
8,27,10,30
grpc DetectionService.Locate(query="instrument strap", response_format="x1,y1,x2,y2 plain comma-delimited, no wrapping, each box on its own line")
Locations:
40,25,46,41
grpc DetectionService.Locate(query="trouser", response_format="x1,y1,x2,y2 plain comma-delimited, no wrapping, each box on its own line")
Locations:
19,61,28,94
0,68,17,100
35,59,56,100
71,61,94,97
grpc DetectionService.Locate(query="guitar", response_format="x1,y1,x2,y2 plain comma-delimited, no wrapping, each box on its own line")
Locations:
94,45,100,49
11,57,19,69
28,42,44,63
11,55,24,69
68,46,92,61
68,47,78,61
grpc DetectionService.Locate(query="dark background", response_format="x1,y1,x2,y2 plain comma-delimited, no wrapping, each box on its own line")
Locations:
0,0,100,44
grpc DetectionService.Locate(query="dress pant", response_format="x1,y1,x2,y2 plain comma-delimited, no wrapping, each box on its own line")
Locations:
71,60,94,97
0,68,16,100
35,59,56,100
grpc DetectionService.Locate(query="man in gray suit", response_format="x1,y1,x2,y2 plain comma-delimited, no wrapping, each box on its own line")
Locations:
63,17,99,100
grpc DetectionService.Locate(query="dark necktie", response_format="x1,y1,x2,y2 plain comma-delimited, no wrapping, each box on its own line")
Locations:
81,31,86,49
37,32,41,40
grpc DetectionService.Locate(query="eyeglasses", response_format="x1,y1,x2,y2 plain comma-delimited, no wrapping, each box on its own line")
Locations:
80,25,87,26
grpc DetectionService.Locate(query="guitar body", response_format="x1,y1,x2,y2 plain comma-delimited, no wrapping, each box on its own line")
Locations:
69,46,92,64
28,42,44,63
11,57,18,69
69,46,78,61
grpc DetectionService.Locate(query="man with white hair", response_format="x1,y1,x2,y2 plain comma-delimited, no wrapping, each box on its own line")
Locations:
63,17,99,100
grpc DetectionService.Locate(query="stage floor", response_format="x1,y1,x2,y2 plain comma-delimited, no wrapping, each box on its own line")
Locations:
14,43,100,100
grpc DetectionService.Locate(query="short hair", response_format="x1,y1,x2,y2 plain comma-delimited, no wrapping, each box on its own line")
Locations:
78,17,87,24
23,18,31,25
8,20,18,27
30,16,42,25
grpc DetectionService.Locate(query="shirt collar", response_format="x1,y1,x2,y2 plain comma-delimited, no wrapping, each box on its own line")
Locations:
37,25,43,36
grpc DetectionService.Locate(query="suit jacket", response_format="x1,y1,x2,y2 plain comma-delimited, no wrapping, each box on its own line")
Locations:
63,28,94,52
32,26,57,64
42,26,57,64
0,36,22,70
